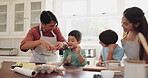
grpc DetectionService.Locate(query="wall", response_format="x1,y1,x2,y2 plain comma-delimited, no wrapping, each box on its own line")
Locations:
0,38,31,56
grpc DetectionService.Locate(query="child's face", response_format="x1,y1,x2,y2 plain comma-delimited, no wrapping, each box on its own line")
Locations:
68,36,80,49
99,41,107,47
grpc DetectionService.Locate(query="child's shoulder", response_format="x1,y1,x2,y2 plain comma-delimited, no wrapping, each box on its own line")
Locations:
115,45,124,52
115,45,123,49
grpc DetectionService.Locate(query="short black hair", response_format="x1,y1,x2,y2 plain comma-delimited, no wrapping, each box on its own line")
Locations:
40,11,58,26
99,29,118,45
68,30,82,41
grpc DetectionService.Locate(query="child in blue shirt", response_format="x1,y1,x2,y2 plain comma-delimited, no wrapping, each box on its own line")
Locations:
96,29,124,66
63,30,87,66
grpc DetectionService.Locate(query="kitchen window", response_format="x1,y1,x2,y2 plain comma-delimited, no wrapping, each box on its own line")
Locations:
61,0,87,17
90,0,117,16
125,0,148,12
56,0,148,43
58,0,118,17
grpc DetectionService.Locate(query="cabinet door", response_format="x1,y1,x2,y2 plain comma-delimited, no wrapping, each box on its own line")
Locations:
14,3,24,32
30,1,42,28
12,1,26,35
0,0,44,37
0,2,8,34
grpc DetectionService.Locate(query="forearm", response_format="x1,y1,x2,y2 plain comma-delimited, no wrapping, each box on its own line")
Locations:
96,55,104,66
106,44,117,60
106,50,114,60
63,60,69,64
99,55,103,62
20,40,42,50
77,53,85,64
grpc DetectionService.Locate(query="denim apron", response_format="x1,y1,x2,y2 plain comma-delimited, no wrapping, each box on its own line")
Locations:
121,35,140,60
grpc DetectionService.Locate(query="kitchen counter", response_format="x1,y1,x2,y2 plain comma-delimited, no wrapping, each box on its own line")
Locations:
0,55,31,62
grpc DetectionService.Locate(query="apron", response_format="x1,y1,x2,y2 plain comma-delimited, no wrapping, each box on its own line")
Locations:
30,24,59,63
121,35,140,60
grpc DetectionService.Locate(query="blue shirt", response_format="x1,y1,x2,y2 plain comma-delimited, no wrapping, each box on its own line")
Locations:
100,45,124,62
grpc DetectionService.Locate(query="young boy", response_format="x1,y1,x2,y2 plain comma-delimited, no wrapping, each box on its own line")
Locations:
96,29,124,66
63,30,87,66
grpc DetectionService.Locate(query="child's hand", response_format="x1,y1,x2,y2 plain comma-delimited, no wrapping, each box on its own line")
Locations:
76,46,81,54
96,61,103,66
66,55,71,63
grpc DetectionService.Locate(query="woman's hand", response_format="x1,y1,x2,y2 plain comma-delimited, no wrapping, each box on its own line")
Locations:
54,42,63,50
40,40,55,51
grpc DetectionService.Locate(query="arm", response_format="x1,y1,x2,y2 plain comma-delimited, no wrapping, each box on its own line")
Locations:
63,55,71,64
20,40,42,50
106,44,117,60
20,27,55,51
21,40,55,51
96,55,103,66
138,33,148,55
76,46,86,64
53,27,67,50
20,28,38,52
53,27,66,42
63,49,71,65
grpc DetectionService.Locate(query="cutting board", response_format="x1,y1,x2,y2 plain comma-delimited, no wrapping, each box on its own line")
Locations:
82,65,107,71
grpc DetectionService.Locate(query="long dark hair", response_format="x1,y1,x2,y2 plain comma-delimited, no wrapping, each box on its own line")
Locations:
124,7,148,60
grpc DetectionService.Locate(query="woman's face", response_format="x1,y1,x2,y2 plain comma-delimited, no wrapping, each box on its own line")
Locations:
41,20,56,32
121,16,134,32
68,36,80,49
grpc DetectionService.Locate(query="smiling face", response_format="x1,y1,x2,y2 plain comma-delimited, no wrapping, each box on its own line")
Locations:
68,36,80,49
41,20,56,33
121,16,135,32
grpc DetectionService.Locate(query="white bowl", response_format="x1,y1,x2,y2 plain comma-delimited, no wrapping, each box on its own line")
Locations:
101,70,114,78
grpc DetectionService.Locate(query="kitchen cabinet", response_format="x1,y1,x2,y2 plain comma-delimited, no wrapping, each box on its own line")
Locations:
0,0,54,38
0,2,9,35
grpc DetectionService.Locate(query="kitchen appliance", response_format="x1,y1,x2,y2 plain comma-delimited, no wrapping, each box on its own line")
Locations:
0,48,18,56
84,48,96,58
84,48,96,65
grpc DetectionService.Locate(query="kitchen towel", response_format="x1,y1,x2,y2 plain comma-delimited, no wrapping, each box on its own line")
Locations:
14,67,37,77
